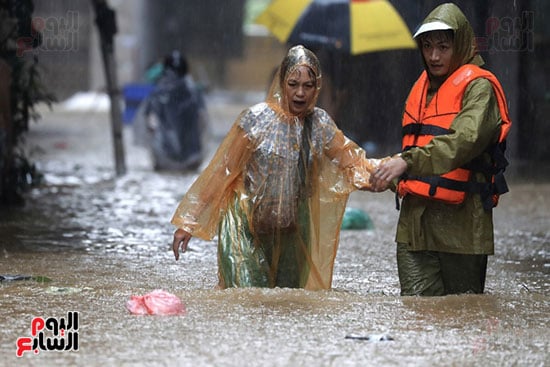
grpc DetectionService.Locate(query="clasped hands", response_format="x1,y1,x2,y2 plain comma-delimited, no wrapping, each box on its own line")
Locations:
368,155,408,192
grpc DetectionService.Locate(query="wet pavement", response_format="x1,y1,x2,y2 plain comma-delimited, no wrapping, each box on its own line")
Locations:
0,91,548,366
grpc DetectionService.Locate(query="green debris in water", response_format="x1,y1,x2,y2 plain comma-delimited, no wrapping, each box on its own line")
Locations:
341,207,374,230
32,275,53,283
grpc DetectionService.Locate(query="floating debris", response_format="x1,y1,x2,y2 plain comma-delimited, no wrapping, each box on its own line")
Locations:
126,289,185,316
0,274,32,281
345,334,394,342
0,274,52,282
341,207,374,230
32,275,53,283
45,286,92,294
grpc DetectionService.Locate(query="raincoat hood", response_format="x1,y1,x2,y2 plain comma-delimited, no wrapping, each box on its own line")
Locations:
266,45,322,119
414,3,484,74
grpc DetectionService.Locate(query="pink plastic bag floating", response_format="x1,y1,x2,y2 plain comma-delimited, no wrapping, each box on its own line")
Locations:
126,289,185,315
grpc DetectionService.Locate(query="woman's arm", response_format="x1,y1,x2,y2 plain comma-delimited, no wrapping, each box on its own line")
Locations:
325,128,382,190
171,121,252,240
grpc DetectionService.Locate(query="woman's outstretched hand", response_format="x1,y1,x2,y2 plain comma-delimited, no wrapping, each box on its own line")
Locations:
172,228,192,260
370,156,408,192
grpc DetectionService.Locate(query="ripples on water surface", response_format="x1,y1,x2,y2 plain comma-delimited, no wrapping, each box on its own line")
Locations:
0,111,548,366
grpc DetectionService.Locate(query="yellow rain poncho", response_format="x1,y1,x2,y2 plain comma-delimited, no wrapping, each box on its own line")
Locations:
171,46,379,290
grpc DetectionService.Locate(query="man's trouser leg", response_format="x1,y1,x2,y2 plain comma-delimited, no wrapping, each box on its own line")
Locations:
397,243,444,296
397,243,488,296
438,252,487,294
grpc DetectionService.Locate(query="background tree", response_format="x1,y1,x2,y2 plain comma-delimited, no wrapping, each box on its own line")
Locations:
0,0,55,205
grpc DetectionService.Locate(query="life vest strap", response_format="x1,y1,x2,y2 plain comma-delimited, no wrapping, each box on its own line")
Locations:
463,142,509,174
405,173,509,211
402,123,449,137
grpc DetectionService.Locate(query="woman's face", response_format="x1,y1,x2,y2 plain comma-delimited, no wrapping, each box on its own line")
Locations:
284,65,316,116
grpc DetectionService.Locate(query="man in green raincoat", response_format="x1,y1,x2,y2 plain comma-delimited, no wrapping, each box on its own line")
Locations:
370,3,511,296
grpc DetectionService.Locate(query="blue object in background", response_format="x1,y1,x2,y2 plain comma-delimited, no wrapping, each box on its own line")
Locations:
122,83,154,123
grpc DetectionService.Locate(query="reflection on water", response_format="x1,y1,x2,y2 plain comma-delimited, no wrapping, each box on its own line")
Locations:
0,111,548,366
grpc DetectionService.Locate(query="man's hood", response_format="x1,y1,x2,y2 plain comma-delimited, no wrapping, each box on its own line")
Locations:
414,3,484,73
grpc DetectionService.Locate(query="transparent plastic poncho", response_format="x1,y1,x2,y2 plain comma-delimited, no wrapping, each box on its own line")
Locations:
171,46,380,290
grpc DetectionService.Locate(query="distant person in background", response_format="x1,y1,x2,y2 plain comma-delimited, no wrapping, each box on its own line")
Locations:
370,3,512,296
144,50,207,171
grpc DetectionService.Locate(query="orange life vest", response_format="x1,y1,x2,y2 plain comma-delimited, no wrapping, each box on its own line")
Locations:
398,64,512,210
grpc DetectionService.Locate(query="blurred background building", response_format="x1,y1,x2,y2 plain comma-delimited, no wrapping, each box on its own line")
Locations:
30,0,550,178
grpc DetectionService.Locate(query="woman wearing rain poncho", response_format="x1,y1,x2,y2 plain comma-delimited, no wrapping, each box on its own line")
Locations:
171,45,382,290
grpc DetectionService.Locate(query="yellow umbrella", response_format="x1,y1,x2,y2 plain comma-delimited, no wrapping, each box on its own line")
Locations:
255,0,416,55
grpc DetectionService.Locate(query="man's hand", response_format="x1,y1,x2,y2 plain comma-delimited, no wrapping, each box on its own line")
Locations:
172,228,192,260
370,156,408,192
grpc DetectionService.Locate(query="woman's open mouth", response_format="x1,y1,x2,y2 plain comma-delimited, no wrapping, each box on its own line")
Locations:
292,100,306,108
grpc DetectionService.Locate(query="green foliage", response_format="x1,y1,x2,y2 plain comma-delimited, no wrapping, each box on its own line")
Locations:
0,0,55,205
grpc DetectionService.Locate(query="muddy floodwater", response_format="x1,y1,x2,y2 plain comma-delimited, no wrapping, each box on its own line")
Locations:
1,98,548,367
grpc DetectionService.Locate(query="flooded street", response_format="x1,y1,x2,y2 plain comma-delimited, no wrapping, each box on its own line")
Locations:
1,93,548,367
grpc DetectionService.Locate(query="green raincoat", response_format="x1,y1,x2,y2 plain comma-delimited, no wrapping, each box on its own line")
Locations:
396,3,506,255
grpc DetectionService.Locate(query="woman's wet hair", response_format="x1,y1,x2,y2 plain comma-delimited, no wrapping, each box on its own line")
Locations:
279,45,321,89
